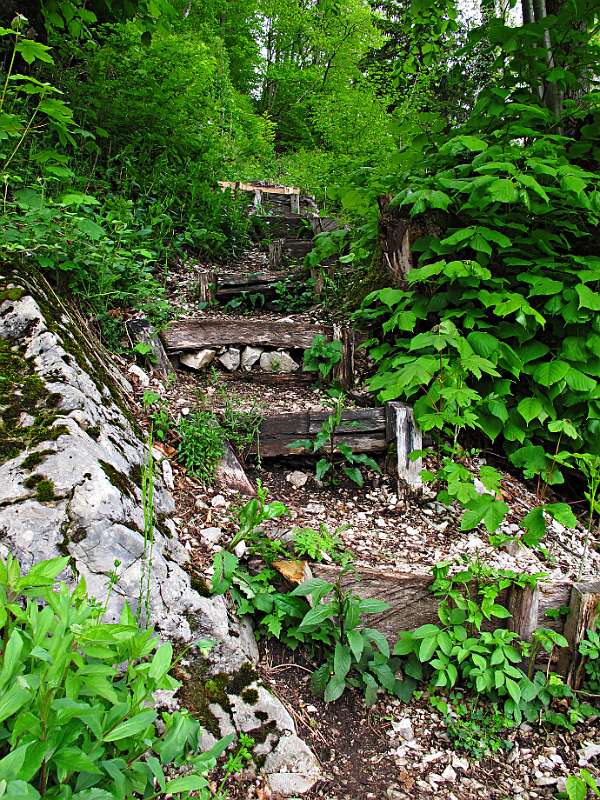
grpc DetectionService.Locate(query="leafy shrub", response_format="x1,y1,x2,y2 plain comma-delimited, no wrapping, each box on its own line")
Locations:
177,412,224,483
303,335,343,381
579,629,600,693
431,695,514,759
356,12,600,490
0,554,234,800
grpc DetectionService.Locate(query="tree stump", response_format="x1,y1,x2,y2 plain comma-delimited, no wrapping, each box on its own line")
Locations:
559,581,600,687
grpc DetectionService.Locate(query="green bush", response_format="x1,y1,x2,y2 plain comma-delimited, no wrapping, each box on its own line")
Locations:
0,553,234,800
355,9,600,491
177,412,225,483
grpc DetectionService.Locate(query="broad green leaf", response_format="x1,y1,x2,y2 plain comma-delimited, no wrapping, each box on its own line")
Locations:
347,630,364,662
517,397,543,425
576,284,600,311
0,684,30,725
149,642,172,682
334,643,351,679
103,710,156,741
532,360,570,387
164,776,209,793
324,675,346,702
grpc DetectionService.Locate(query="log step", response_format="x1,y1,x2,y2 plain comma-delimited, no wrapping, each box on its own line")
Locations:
161,318,329,352
253,407,387,458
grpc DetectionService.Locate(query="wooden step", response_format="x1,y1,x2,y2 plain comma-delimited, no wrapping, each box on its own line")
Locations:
161,318,329,352
253,407,387,458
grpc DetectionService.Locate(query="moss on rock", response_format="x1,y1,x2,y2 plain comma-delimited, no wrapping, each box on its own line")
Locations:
0,339,68,465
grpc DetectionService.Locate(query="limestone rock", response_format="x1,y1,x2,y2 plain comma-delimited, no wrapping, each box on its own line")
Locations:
0,266,321,787
127,363,150,387
162,459,175,491
180,349,216,370
200,527,223,546
260,350,299,373
218,347,241,371
241,346,263,370
264,734,321,796
286,470,308,488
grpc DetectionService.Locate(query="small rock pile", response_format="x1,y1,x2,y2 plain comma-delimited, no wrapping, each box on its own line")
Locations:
180,345,300,374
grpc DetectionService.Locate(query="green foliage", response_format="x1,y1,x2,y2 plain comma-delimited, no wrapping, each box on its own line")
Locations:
356,6,600,493
142,390,171,442
579,629,600,693
177,412,224,484
564,770,600,800
0,553,234,800
291,567,398,705
272,275,317,313
431,695,514,760
291,523,350,565
290,392,381,487
392,561,595,728
303,335,343,381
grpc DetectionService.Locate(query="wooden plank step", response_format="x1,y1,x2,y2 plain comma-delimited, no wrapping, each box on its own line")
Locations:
311,564,573,642
254,408,387,458
161,318,329,352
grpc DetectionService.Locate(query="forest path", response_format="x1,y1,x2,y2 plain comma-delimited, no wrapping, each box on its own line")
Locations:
122,187,599,800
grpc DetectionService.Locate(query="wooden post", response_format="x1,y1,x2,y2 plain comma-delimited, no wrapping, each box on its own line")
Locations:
385,403,422,486
126,319,173,379
290,192,300,215
332,325,355,390
197,270,216,304
559,581,600,687
268,239,284,270
253,188,262,209
508,584,540,641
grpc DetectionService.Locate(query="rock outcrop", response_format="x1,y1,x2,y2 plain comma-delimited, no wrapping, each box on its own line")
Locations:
0,264,320,796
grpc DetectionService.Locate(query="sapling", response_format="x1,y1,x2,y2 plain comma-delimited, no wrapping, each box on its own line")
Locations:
572,453,600,579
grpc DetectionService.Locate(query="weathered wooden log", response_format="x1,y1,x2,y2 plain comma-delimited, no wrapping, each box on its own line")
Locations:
196,270,216,304
559,581,600,687
386,402,422,486
126,318,172,378
332,325,355,390
312,564,572,642
216,442,255,496
161,319,329,352
508,584,540,641
218,181,300,196
378,196,446,286
252,407,387,458
282,239,313,260
268,239,284,270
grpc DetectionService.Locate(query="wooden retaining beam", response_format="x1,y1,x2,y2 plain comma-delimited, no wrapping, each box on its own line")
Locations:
195,268,305,304
254,407,387,458
311,564,573,643
162,319,329,352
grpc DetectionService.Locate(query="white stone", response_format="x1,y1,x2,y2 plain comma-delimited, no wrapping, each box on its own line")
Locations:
441,765,457,782
264,734,321,796
286,470,308,488
241,346,263,370
200,527,223,546
180,349,216,370
211,494,227,508
162,459,174,491
127,364,150,387
260,351,299,373
218,348,241,371
392,717,414,742
234,541,247,558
